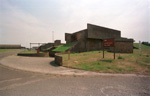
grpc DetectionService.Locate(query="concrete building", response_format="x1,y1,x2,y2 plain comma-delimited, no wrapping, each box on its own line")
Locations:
65,23,134,53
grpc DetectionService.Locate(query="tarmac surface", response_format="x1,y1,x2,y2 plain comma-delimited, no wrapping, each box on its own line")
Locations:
0,55,98,76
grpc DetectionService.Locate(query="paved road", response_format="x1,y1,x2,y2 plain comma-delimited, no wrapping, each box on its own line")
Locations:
0,51,150,96
0,50,21,59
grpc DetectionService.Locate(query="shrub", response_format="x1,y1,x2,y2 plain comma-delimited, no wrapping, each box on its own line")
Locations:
118,56,123,59
142,42,150,46
107,66,111,69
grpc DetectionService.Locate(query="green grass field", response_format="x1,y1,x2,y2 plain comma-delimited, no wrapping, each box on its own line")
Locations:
53,42,76,52
61,43,150,73
0,49,19,53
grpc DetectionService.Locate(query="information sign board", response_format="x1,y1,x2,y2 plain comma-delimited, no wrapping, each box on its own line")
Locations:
104,39,114,47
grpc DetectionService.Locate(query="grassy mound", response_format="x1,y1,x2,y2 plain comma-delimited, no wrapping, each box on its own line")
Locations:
53,42,76,52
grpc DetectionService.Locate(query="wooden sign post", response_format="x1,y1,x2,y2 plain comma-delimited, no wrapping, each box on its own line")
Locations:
67,50,70,68
114,45,115,59
103,38,115,59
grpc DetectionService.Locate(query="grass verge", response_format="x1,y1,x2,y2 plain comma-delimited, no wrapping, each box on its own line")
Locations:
61,43,150,74
0,49,19,53
53,42,76,52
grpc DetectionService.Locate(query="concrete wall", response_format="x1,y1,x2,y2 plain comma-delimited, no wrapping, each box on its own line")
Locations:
55,55,63,66
68,29,103,52
49,47,57,57
65,33,72,44
70,40,87,52
54,40,61,46
115,41,133,53
65,23,133,53
68,30,88,52
109,41,133,53
65,29,87,44
87,24,121,39
86,39,102,51
71,30,86,41
69,38,102,52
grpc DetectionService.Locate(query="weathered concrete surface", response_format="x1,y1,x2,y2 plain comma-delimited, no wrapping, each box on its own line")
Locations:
87,23,121,39
65,23,134,53
1,55,100,76
115,41,133,53
0,55,69,75
55,55,63,66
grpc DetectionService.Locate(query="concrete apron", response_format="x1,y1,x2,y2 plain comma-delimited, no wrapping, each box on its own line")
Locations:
0,55,149,77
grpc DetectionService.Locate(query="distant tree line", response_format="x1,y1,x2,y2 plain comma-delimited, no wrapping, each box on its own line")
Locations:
142,41,150,46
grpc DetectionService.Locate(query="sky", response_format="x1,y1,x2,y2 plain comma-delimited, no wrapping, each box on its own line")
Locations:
0,0,150,48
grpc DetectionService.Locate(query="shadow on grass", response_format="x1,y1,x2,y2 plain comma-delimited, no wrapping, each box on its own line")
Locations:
102,60,113,63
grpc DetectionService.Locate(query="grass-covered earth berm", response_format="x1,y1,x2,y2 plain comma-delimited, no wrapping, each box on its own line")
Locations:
53,42,76,52
61,43,150,74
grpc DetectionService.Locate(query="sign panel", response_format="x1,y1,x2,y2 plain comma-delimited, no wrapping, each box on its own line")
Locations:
103,38,114,47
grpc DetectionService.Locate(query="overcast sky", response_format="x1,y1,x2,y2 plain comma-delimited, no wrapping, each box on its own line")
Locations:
0,0,150,47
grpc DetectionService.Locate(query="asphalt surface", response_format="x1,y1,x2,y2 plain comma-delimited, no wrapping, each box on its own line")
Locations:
0,50,150,96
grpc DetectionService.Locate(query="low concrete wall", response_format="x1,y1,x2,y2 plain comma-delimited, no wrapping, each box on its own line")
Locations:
54,52,67,66
109,41,133,53
55,55,63,66
18,52,49,57
49,47,57,57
